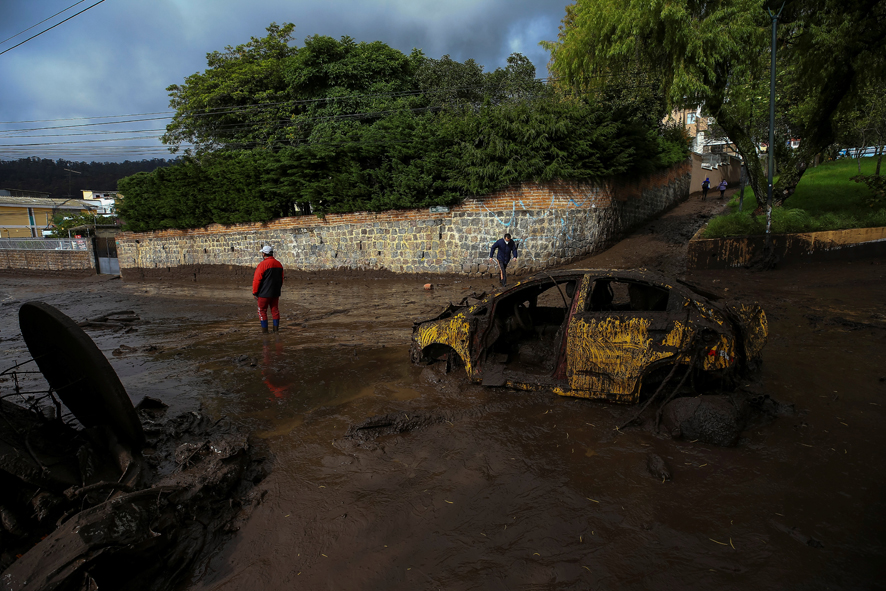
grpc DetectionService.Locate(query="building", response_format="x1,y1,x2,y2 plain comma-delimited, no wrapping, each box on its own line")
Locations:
663,109,744,195
81,190,119,215
0,189,97,238
664,107,739,161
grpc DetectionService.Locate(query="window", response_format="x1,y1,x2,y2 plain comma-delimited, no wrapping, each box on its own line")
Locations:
587,280,669,312
686,113,697,124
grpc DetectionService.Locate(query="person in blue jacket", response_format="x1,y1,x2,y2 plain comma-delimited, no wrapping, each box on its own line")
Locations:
489,233,518,287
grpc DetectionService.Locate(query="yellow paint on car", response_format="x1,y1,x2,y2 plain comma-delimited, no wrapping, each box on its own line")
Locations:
412,271,769,405
415,314,474,373
564,316,693,403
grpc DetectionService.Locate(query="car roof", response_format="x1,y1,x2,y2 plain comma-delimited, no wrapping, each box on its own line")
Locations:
516,269,725,304
525,268,673,285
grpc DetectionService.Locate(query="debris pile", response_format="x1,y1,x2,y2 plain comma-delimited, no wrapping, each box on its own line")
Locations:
0,302,267,591
77,309,146,332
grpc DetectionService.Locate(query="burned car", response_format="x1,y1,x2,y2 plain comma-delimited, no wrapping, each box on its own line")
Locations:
411,270,767,403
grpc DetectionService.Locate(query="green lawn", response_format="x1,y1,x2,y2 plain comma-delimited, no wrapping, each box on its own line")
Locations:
702,156,886,238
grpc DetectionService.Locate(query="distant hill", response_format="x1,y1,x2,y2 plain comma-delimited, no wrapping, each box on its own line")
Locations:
0,157,177,197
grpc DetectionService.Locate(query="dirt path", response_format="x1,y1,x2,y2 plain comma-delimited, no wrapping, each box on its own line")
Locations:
1,190,885,590
563,187,734,274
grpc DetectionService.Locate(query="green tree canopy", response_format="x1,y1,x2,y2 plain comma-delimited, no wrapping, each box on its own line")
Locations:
542,0,886,209
162,23,548,154
118,24,689,232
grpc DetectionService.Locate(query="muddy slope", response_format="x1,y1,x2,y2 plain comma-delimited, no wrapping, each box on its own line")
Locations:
0,191,884,590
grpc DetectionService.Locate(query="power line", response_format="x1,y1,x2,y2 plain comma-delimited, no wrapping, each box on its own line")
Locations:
0,0,108,58
0,79,661,158
0,0,88,46
0,73,664,132
0,111,176,125
0,80,555,127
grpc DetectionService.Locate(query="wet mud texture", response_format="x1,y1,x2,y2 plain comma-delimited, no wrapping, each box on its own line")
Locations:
1,192,885,589
0,399,267,591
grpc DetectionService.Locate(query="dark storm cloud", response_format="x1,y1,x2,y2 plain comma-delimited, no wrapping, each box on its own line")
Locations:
0,0,569,161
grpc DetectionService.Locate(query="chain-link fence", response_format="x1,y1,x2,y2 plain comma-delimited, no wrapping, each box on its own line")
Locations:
0,238,88,251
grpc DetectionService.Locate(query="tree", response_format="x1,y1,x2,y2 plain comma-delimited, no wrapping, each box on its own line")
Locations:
162,23,299,152
163,23,551,154
47,213,116,238
838,81,886,175
119,26,690,231
542,0,886,209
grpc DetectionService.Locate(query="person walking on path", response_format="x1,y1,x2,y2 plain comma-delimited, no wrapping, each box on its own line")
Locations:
718,179,728,199
489,233,518,287
253,245,284,333
701,177,710,201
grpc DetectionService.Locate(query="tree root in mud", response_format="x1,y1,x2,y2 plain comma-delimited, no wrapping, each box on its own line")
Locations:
0,404,269,591
336,411,462,451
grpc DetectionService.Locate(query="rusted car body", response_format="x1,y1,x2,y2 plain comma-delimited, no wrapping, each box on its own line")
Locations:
410,270,767,403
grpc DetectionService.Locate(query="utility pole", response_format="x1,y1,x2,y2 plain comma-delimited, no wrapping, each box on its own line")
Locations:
63,168,81,198
765,2,785,254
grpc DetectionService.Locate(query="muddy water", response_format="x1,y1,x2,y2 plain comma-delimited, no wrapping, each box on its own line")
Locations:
102,264,877,590
1,201,884,589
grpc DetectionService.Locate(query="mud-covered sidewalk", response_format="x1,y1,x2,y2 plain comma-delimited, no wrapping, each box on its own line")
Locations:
1,193,885,590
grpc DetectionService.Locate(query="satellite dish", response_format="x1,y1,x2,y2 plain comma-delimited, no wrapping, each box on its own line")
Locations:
19,302,145,449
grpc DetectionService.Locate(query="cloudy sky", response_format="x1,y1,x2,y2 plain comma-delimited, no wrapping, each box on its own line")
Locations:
0,0,569,162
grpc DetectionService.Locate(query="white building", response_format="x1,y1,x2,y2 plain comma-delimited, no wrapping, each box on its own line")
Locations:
81,190,118,215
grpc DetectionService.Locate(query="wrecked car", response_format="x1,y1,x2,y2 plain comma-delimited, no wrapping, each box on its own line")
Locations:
410,270,767,403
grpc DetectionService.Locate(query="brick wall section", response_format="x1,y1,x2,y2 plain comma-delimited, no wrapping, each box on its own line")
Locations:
117,162,690,278
0,248,94,273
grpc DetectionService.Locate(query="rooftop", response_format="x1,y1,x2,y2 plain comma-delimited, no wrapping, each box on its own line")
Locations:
0,195,97,209
0,188,51,198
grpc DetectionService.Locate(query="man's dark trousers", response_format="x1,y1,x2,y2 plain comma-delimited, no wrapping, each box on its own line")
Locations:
496,257,510,286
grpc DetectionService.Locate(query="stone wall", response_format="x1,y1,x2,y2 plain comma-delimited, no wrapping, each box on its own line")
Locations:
688,225,886,269
0,247,95,275
117,162,690,280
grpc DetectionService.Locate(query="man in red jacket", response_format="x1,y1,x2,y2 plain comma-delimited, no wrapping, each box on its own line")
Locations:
252,245,285,333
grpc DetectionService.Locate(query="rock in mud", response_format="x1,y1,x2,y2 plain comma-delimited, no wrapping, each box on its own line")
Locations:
661,395,746,447
646,454,671,481
420,367,444,384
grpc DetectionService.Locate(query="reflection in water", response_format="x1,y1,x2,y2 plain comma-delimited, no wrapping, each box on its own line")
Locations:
261,336,289,401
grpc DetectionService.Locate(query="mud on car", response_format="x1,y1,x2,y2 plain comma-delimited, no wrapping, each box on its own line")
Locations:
410,270,767,403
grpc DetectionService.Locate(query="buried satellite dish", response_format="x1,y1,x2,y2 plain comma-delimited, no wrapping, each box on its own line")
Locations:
18,301,146,449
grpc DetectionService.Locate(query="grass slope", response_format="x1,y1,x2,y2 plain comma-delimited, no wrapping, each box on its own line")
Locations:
702,157,886,238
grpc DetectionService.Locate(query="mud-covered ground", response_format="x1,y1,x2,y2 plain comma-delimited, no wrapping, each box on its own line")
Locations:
1,192,885,590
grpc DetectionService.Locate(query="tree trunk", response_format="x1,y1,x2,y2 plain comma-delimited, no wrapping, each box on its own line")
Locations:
877,145,883,177
711,107,767,209
771,140,822,205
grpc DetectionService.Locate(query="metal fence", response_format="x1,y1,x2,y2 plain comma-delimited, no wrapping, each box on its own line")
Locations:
0,238,88,251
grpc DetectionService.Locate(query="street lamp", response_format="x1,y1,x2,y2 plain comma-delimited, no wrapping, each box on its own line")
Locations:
765,2,785,254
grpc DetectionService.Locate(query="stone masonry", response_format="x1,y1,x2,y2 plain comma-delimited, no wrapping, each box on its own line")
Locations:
0,247,95,275
117,162,690,280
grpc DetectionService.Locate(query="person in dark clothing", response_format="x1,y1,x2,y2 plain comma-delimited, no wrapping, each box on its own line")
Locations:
701,178,710,201
489,233,518,287
253,245,284,333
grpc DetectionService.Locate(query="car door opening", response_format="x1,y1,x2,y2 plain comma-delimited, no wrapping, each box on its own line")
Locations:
486,278,578,379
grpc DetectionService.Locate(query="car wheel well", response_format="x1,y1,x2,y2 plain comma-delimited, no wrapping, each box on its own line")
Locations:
420,343,463,365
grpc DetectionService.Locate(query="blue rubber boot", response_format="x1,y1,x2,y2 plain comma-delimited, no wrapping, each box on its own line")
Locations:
272,319,280,333
260,320,269,334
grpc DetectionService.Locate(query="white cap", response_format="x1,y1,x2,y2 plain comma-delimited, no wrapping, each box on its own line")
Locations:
260,245,273,255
